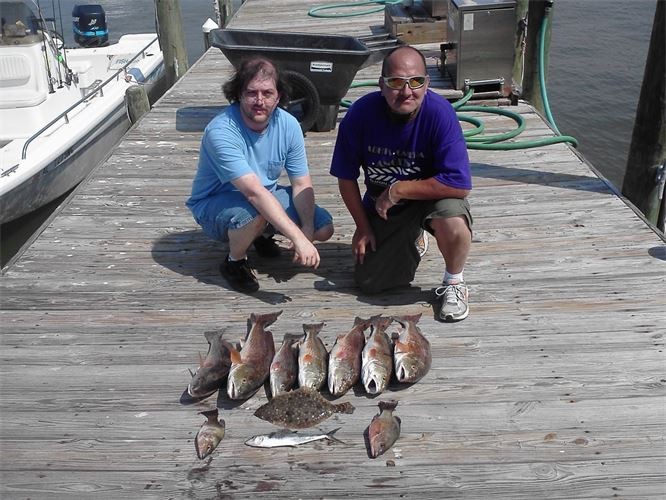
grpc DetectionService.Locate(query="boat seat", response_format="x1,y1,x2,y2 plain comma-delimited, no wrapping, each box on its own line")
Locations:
0,52,47,108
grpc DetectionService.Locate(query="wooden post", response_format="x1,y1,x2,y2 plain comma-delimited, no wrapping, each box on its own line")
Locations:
126,85,151,125
621,0,665,231
155,0,189,88
217,0,234,27
512,0,550,115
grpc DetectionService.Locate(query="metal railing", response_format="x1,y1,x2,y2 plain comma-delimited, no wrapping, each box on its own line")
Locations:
21,36,160,160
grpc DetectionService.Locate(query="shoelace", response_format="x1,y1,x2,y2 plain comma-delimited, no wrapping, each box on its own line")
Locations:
435,283,466,304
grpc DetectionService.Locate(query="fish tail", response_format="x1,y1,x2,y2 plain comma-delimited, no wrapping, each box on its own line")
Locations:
199,408,219,421
378,399,399,412
302,322,325,336
282,333,304,345
251,310,283,327
325,427,345,444
334,401,355,414
203,329,224,344
392,313,422,325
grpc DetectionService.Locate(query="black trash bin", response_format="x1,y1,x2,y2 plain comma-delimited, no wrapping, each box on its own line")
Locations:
211,29,400,132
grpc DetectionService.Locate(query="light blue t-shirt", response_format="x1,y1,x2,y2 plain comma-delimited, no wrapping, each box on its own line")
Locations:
186,104,308,220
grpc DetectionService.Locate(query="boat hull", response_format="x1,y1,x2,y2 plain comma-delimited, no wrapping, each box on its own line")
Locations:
0,104,129,224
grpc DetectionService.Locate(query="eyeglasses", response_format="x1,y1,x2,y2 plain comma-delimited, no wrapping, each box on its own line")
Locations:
242,90,278,103
382,75,427,90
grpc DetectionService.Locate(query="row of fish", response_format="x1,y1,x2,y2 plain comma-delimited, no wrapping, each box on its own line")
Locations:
187,311,431,401
195,397,401,460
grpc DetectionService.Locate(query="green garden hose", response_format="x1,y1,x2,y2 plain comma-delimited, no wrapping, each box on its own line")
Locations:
311,1,577,149
308,0,401,18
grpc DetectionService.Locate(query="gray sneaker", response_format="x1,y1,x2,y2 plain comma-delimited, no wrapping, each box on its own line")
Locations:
435,282,469,322
415,229,428,258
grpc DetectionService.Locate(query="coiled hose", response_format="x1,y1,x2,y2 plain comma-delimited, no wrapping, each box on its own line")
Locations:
313,1,578,150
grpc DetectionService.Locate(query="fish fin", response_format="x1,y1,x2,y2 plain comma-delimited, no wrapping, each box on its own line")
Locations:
199,408,219,421
378,400,399,412
325,427,346,444
198,352,205,367
393,313,422,324
302,353,313,363
393,339,407,352
203,329,223,344
334,401,355,414
229,346,242,364
188,367,196,378
303,322,325,336
252,310,283,328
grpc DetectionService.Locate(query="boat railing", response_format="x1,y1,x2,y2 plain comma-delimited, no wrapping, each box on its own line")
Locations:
21,36,160,160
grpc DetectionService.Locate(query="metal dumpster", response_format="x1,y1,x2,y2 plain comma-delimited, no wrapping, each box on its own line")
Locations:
211,29,401,132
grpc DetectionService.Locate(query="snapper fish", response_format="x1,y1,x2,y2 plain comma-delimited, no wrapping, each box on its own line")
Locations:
227,311,281,400
327,317,371,396
269,333,301,397
195,408,226,460
392,313,431,384
187,330,233,399
244,427,344,448
367,400,401,458
361,316,394,395
298,323,328,391
254,387,355,429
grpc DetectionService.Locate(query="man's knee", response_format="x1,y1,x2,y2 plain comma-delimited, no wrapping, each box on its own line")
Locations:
315,223,334,242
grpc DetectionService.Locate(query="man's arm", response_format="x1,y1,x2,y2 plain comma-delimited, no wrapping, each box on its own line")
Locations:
289,174,316,241
232,173,320,268
375,177,470,220
338,178,375,264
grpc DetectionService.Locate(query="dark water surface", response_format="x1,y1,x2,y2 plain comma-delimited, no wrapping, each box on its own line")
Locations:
1,0,658,267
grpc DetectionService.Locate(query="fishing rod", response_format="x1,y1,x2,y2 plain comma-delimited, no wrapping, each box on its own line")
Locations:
36,0,55,93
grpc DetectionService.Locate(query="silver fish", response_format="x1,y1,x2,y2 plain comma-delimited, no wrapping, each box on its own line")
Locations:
187,330,233,399
298,322,328,391
195,408,226,460
244,427,344,448
227,310,281,400
367,400,401,458
361,316,394,395
327,317,371,396
269,333,301,397
392,313,431,384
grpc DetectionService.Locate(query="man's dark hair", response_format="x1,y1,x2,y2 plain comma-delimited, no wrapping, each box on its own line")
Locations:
222,57,290,107
381,46,427,76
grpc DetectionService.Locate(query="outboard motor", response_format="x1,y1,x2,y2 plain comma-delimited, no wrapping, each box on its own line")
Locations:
72,4,109,47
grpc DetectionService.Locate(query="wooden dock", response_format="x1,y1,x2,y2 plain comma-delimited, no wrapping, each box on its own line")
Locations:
1,1,665,498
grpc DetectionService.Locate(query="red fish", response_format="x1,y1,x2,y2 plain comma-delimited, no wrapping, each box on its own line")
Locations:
392,313,431,384
227,311,281,399
327,317,371,396
367,400,401,458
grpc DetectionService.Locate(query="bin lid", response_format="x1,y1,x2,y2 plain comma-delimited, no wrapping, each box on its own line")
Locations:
451,0,515,10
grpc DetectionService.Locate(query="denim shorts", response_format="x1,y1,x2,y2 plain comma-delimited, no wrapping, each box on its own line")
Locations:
195,185,333,242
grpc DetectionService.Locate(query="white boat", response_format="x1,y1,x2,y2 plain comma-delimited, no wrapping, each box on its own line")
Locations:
0,0,165,224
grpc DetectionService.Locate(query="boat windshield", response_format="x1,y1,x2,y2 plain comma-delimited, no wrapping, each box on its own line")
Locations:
0,0,43,46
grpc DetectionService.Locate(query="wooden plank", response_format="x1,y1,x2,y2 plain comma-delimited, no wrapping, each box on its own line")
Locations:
385,4,448,44
1,0,665,498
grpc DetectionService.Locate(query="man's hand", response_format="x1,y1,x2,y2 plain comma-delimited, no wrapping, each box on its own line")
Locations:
352,228,376,264
375,182,399,220
292,237,320,268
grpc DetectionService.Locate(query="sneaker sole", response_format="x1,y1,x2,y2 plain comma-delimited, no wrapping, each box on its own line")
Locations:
440,307,469,322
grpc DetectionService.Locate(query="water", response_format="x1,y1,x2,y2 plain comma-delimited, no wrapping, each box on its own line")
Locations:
0,0,657,267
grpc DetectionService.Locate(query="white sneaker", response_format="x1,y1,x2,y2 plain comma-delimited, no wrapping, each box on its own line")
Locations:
435,281,469,322
415,229,429,258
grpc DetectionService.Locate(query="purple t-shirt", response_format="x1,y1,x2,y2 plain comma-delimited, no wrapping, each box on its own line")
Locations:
330,90,471,210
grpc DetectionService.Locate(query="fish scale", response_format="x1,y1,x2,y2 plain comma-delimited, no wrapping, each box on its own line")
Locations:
254,387,355,429
327,317,371,396
361,316,394,395
227,310,281,400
